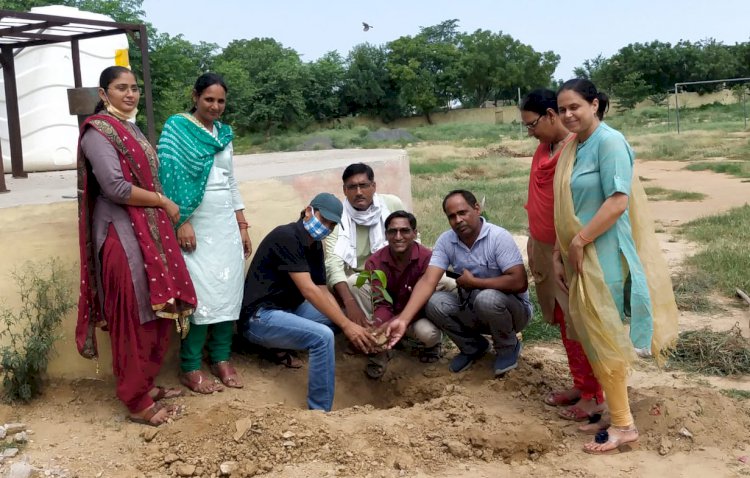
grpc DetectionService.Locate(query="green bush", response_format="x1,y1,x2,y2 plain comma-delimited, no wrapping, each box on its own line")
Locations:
0,260,74,403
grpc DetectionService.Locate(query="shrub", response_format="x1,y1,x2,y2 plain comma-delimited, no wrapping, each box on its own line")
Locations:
0,260,74,403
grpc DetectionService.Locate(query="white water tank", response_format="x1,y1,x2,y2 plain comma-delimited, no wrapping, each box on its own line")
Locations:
0,5,130,172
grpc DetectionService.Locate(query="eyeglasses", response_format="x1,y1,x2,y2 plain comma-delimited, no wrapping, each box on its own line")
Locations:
344,181,374,192
523,115,543,130
108,84,141,94
386,227,413,237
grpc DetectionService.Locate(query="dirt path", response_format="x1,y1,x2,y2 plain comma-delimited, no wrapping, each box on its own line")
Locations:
636,159,750,227
4,156,750,478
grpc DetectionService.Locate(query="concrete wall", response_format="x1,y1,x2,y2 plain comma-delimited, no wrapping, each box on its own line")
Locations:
0,149,411,379
319,105,520,130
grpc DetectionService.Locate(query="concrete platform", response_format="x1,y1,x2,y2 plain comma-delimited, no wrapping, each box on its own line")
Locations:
0,148,411,379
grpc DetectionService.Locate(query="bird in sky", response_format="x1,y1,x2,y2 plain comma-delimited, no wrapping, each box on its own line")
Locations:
362,22,373,32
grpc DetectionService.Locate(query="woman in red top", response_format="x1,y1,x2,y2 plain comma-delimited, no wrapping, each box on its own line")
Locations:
522,89,605,425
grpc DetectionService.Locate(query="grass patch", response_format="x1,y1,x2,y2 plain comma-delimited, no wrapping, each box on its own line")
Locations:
680,205,750,296
671,271,716,313
410,161,459,175
410,123,519,146
523,285,561,343
669,325,750,376
686,161,750,179
644,186,706,201
721,389,750,400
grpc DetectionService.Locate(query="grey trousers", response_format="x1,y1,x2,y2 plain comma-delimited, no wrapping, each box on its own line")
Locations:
426,289,530,355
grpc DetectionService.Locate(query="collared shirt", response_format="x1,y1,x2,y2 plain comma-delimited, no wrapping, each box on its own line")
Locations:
241,220,325,322
430,218,532,316
324,193,405,286
365,242,432,325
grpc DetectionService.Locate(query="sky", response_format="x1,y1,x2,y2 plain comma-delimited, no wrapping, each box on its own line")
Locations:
141,0,750,79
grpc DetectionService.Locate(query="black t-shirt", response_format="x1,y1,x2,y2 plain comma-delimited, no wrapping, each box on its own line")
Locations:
241,221,326,322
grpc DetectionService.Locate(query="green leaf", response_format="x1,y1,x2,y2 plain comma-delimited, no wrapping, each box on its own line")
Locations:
354,271,369,289
373,269,388,288
375,286,394,305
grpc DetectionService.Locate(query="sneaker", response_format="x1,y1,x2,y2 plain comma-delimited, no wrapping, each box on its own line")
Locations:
494,339,522,376
449,338,490,373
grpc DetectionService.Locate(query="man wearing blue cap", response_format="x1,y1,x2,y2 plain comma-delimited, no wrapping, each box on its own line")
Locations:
240,193,377,411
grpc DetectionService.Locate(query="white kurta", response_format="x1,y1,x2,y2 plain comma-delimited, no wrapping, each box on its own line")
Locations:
182,135,245,326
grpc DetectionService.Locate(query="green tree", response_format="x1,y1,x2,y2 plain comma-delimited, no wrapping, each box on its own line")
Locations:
215,38,309,136
341,43,404,122
304,51,345,120
149,33,218,129
612,71,650,110
387,19,462,122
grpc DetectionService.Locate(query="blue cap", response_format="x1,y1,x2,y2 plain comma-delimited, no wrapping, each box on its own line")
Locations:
310,192,343,225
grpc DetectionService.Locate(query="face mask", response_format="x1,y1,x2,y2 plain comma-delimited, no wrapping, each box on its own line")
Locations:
303,207,331,241
103,92,138,121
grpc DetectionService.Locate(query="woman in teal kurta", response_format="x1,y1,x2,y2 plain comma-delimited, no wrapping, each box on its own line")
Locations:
570,122,653,353
553,79,678,455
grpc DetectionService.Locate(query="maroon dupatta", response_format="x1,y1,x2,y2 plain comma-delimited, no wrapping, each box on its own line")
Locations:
76,114,197,359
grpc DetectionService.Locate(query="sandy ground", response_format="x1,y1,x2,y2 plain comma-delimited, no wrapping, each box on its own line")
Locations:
4,156,750,478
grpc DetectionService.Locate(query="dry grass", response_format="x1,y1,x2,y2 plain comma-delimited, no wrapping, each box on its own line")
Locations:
669,325,750,376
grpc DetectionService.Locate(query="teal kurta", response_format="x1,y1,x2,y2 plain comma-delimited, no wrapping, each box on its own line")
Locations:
570,122,653,350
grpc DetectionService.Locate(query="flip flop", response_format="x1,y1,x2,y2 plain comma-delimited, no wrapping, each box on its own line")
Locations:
209,361,244,389
543,390,580,407
151,386,183,401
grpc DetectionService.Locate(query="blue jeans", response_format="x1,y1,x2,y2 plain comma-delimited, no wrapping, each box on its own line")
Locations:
242,301,336,411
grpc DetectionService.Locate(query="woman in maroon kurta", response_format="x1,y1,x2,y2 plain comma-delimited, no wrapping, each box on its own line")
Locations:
77,66,197,426
521,89,605,425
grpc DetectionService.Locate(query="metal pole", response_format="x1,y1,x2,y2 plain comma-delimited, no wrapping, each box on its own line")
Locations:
0,139,8,193
137,25,156,145
71,39,82,88
666,95,670,132
1,46,26,177
743,86,747,129
517,87,522,135
674,83,681,134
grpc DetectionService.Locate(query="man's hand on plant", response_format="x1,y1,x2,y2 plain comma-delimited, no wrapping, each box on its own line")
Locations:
343,322,377,353
384,315,408,349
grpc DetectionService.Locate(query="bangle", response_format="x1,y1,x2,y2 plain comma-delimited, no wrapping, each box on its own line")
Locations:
578,231,594,244
237,221,249,230
155,192,163,207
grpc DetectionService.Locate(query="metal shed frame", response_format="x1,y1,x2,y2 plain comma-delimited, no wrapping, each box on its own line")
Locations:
0,9,155,193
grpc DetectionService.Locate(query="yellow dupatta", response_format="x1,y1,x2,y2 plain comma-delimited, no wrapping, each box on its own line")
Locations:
553,139,678,381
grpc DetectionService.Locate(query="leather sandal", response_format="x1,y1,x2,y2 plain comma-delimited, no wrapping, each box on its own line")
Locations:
150,386,183,401
129,402,170,427
180,370,224,394
365,350,393,380
209,361,244,388
558,404,604,422
265,349,304,368
543,390,580,407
